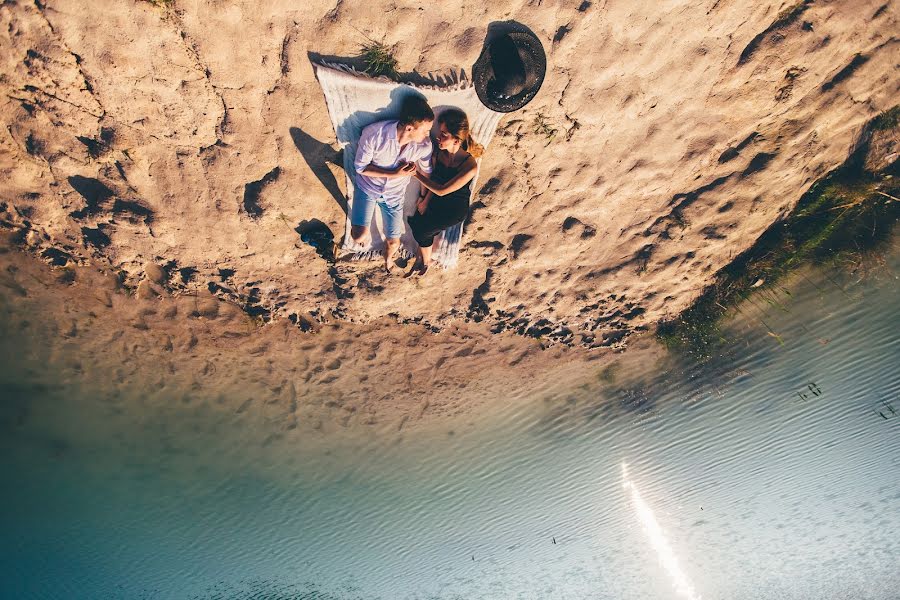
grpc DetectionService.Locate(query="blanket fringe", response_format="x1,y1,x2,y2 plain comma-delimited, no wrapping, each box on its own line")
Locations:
318,60,473,93
340,246,418,264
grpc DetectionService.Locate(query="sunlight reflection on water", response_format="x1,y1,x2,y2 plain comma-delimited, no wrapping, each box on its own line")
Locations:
622,463,701,600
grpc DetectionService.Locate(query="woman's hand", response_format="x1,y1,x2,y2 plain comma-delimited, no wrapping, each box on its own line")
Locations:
416,196,429,214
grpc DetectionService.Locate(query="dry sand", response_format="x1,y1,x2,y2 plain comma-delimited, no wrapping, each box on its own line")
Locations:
0,0,897,421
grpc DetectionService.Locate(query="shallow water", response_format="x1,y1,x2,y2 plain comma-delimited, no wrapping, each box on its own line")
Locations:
1,249,899,600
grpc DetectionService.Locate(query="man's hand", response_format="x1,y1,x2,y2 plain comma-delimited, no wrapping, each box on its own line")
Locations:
394,161,416,176
416,196,429,214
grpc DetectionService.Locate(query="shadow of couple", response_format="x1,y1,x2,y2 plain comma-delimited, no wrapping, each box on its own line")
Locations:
288,126,346,215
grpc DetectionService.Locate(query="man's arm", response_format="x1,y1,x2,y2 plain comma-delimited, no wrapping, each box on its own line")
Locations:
416,189,434,214
415,144,433,202
360,162,414,178
353,126,377,175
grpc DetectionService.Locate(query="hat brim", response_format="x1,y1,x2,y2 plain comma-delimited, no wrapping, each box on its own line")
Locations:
473,31,547,113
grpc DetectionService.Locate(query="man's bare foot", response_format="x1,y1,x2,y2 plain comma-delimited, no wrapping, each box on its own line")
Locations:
384,256,394,274
350,224,371,248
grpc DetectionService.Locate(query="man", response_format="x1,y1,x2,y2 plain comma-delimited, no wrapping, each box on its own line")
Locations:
351,95,434,272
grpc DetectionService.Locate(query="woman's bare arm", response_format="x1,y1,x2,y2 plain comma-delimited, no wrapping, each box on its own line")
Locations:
414,156,477,195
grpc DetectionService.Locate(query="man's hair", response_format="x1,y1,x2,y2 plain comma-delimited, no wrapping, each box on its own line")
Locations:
398,95,434,127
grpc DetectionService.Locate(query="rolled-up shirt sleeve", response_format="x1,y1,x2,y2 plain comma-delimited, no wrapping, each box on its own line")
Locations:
354,126,377,174
416,139,433,174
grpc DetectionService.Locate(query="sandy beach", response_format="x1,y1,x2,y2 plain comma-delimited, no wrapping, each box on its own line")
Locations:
1,0,897,423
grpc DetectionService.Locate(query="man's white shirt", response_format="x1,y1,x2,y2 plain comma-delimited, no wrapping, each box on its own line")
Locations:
354,120,433,204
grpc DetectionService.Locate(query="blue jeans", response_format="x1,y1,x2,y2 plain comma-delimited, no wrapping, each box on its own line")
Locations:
350,188,405,240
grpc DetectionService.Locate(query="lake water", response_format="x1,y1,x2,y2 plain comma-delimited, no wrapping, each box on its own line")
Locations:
1,247,899,600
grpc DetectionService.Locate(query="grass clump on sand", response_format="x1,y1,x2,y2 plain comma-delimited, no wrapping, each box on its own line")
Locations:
533,113,558,143
657,106,900,359
359,42,399,79
140,0,175,7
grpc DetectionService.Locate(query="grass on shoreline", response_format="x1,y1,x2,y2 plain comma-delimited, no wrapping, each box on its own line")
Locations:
657,106,900,359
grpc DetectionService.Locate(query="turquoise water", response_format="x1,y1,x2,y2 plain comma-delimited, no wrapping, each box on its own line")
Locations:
1,250,899,599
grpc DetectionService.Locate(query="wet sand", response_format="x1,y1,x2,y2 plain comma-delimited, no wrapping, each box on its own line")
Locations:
0,234,621,432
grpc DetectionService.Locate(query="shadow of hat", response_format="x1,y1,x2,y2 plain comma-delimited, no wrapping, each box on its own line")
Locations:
472,25,547,113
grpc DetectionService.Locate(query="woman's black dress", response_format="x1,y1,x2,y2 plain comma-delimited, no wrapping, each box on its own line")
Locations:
408,157,471,248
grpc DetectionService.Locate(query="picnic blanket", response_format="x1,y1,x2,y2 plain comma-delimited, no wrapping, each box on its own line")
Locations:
313,62,503,269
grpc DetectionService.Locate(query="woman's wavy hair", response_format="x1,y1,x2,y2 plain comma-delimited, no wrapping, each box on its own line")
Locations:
438,108,484,158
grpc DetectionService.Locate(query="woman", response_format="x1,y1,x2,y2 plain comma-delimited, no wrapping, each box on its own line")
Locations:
407,108,483,276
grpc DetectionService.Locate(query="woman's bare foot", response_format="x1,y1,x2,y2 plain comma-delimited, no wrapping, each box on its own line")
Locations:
405,258,423,278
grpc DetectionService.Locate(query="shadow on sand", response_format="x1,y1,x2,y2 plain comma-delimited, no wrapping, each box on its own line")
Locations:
288,127,346,215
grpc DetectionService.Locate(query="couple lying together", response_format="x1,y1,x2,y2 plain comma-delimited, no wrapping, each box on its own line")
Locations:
350,95,483,276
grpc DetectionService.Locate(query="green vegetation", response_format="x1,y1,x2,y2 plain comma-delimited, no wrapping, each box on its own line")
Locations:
872,106,900,131
658,106,900,359
359,42,399,79
533,113,558,143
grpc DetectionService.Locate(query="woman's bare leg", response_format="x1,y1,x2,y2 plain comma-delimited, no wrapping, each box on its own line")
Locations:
416,245,425,267
406,245,425,278
430,236,441,259
421,234,443,266
420,242,433,267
